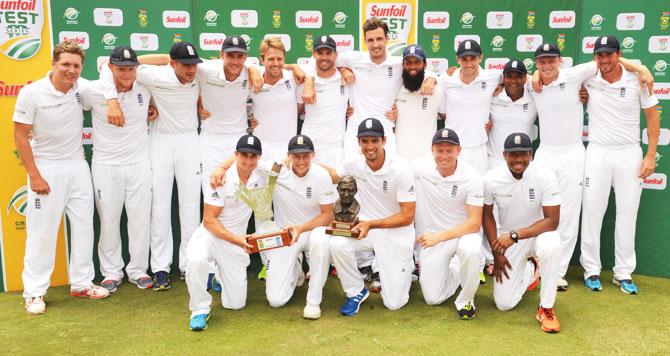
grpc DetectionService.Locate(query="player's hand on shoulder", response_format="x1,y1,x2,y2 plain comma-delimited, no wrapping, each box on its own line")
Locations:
638,68,654,96
352,220,372,240
248,66,263,93
385,104,398,123
210,166,227,189
291,65,305,84
30,175,50,195
492,83,504,97
346,105,354,119
485,119,493,133
531,71,542,93
446,66,457,76
339,67,355,85
419,77,436,96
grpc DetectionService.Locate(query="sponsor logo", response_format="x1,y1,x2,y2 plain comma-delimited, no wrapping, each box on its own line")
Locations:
423,11,449,29
0,0,44,60
264,33,291,51
96,56,108,72
454,34,480,51
172,33,182,43
654,60,667,76
333,11,347,28
296,10,322,29
516,34,542,52
82,127,93,145
616,12,645,30
549,10,576,28
590,14,604,29
7,185,28,216
485,57,509,71
241,34,252,47
557,34,566,51
662,12,670,30
331,34,354,52
491,35,505,51
231,9,258,28
431,34,440,52
130,33,159,51
365,3,413,55
527,11,535,29
523,58,534,70
305,33,313,51
581,36,598,54
621,36,636,53
486,11,512,29
101,33,117,49
58,31,89,49
643,127,669,145
643,173,666,190
93,8,123,26
649,36,670,54
138,9,148,27
64,6,79,24
0,79,31,96
163,10,190,28
460,11,474,28
272,9,281,28
653,83,670,100
426,57,447,74
204,10,218,25
199,33,225,51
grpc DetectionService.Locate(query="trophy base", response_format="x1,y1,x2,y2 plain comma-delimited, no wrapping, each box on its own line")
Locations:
326,219,359,238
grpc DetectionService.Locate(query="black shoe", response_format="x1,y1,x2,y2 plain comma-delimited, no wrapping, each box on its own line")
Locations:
179,271,186,280
153,271,171,291
411,264,420,282
370,272,381,293
358,265,373,283
457,302,476,320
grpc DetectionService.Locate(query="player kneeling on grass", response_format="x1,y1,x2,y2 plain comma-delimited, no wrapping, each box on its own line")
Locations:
322,118,416,315
482,133,562,333
414,129,483,320
186,134,266,331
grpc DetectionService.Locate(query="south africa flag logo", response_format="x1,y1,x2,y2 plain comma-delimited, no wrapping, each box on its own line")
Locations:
0,0,44,61
7,186,28,216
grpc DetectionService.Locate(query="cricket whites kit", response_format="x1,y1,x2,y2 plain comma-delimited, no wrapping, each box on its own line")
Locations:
580,36,659,282
13,75,98,299
395,86,444,161
484,160,562,310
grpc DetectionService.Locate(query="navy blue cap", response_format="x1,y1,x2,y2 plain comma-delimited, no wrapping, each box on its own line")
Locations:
593,35,620,54
357,118,385,138
504,133,532,152
503,59,528,75
457,40,482,57
534,43,561,58
222,36,248,53
432,128,460,145
169,42,203,64
109,46,138,66
314,35,337,52
236,134,262,155
287,134,315,153
403,45,426,61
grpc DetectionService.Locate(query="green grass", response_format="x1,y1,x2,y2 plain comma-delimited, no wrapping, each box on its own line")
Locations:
1,267,669,355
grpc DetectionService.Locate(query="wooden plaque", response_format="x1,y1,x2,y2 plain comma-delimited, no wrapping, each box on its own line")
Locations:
247,229,293,253
326,219,360,238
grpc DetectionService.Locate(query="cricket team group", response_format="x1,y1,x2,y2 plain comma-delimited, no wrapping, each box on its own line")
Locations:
12,17,660,333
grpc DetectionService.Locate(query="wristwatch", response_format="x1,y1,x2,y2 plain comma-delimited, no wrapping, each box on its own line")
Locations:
509,231,519,243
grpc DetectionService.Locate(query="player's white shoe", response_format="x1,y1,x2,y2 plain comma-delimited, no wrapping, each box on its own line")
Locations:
303,303,321,319
25,296,46,315
557,277,568,291
70,285,111,299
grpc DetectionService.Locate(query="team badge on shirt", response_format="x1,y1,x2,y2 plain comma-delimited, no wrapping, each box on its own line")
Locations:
137,93,144,105
75,92,82,105
481,82,487,91
528,188,536,202
243,79,248,89
387,67,393,79
422,97,428,110
559,82,566,91
450,185,458,198
620,88,626,98
34,198,42,210
340,85,345,96
306,186,312,199
382,180,388,193
285,80,291,90
522,103,529,113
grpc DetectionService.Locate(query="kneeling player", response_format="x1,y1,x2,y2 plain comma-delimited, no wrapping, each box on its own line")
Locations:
185,134,265,331
415,129,483,320
483,133,562,333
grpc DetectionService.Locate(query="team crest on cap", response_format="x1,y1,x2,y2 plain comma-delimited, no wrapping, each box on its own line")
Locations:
297,136,304,145
124,49,131,58
543,43,549,51
465,41,472,49
600,37,608,45
233,37,239,45
511,60,518,68
247,136,255,145
187,45,195,55
410,46,416,53
514,135,521,144
321,35,327,42
441,130,449,137
365,119,372,128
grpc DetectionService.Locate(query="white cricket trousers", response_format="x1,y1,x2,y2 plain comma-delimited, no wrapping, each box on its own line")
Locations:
419,233,482,309
265,227,330,307
494,231,561,310
92,160,151,281
534,143,585,278
329,225,415,310
186,226,250,317
22,159,95,300
580,143,643,281
150,132,201,274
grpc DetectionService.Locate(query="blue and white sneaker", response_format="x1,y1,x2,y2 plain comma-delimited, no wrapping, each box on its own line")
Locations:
189,313,210,331
584,275,602,291
207,273,222,293
613,278,638,294
340,288,369,316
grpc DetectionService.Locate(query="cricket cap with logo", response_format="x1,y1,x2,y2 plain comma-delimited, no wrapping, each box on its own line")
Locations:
504,132,532,152
314,35,337,52
222,35,248,53
287,134,315,153
593,35,620,54
357,118,385,138
534,43,561,58
403,45,426,61
503,59,528,76
109,46,139,66
236,134,262,155
169,41,203,64
457,39,482,57
432,128,460,145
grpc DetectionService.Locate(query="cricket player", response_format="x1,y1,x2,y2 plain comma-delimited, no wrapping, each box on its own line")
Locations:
298,35,351,167
186,134,266,331
580,36,660,294
487,60,537,168
14,41,109,315
415,129,483,320
80,47,154,292
483,133,562,333
323,118,416,315
395,45,445,161
529,42,653,291
302,17,437,158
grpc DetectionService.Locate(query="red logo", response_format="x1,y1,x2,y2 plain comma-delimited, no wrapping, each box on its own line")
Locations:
0,0,36,11
166,16,187,23
0,80,32,97
369,4,407,17
552,16,573,24
487,63,505,70
298,16,319,23
426,16,446,24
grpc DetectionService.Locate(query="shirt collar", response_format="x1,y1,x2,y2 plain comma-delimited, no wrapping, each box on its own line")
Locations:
594,63,629,88
45,72,78,96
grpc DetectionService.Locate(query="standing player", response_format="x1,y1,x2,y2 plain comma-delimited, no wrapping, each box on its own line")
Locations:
530,43,652,291
324,118,416,314
302,18,437,158
298,35,351,167
483,133,562,333
487,60,537,168
186,134,265,331
415,129,483,320
395,45,444,161
81,47,154,291
14,42,110,315
580,36,660,294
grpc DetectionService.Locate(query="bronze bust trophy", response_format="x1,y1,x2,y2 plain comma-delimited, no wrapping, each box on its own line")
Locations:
327,175,361,238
